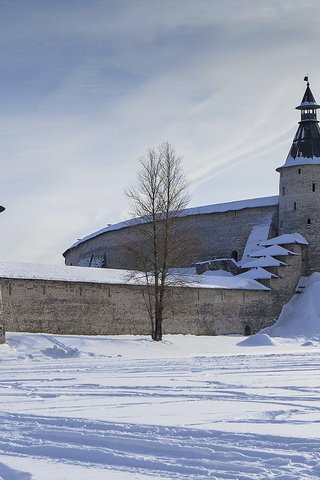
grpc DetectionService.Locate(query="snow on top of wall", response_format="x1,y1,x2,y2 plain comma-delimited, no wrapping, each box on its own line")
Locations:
237,267,278,280
249,245,298,257
176,195,278,217
241,256,286,269
262,273,320,338
0,262,134,285
202,270,234,277
0,262,269,291
168,267,197,276
278,156,320,169
195,258,238,266
260,233,308,247
67,195,279,251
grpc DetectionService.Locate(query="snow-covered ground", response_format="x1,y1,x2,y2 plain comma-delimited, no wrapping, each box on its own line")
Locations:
1,272,320,479
0,332,319,479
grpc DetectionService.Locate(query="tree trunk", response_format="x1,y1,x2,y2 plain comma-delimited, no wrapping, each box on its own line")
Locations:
153,312,162,341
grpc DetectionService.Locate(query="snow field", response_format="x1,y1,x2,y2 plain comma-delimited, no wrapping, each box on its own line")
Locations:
0,333,319,479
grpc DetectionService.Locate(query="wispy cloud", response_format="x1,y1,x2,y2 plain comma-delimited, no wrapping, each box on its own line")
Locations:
0,0,319,262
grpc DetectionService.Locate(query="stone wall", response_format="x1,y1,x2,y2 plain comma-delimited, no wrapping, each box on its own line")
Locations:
64,204,279,270
0,278,275,336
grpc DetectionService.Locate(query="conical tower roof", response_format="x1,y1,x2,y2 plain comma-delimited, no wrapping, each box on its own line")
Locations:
277,78,320,170
296,81,320,109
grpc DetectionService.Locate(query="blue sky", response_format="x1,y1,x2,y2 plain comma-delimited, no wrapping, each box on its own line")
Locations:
1,0,320,263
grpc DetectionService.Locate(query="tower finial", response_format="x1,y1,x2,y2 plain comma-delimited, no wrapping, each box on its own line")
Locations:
304,75,309,86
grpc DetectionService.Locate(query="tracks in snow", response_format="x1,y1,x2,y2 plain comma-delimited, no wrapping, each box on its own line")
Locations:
0,412,319,479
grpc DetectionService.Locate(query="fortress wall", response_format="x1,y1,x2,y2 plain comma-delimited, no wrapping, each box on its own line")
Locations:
64,204,279,269
0,278,274,336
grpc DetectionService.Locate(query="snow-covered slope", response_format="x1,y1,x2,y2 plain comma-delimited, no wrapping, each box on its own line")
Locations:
263,273,320,338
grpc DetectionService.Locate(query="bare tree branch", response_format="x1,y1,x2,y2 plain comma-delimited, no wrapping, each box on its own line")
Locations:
126,142,191,341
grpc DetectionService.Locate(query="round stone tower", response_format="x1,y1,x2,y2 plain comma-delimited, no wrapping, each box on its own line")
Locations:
277,78,320,272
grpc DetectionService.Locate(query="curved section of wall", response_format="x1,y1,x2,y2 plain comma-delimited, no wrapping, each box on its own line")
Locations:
64,201,279,270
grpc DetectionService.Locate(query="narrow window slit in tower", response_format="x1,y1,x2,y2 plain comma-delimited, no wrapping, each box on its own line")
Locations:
294,202,297,211
313,183,316,192
307,218,311,225
282,186,285,196
298,168,301,174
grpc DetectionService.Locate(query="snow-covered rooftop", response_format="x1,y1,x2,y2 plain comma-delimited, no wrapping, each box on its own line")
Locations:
249,245,298,257
278,155,320,169
66,195,279,251
241,256,286,269
191,274,269,290
0,262,269,291
237,267,278,280
260,233,308,247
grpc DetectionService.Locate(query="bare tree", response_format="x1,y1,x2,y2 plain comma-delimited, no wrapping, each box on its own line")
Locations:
126,142,191,341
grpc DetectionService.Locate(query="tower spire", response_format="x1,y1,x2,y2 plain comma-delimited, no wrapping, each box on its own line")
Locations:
297,75,318,109
278,77,320,169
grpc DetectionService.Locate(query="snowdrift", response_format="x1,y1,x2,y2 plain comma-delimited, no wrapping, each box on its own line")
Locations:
238,333,280,347
263,272,320,338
